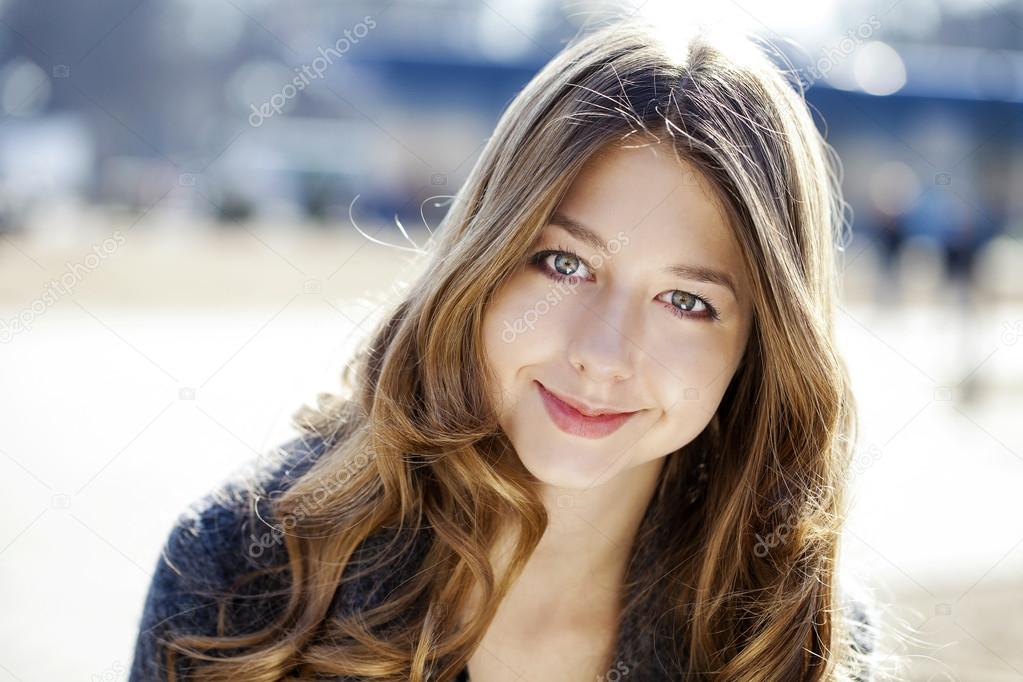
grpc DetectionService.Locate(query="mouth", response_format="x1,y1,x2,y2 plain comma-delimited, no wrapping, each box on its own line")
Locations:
534,380,639,439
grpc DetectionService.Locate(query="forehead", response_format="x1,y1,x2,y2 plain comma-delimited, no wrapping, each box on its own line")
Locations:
553,142,746,283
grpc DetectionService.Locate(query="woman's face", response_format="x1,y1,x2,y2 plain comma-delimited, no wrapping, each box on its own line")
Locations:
481,141,755,489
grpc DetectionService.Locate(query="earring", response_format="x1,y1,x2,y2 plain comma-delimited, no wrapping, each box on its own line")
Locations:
684,415,720,504
684,446,710,504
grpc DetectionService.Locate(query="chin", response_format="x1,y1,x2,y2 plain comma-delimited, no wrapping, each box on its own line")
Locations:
512,437,626,490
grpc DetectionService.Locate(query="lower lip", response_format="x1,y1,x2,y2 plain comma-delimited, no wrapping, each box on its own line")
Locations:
535,381,638,439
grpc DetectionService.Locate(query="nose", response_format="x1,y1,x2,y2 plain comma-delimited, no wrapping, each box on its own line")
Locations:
565,295,636,383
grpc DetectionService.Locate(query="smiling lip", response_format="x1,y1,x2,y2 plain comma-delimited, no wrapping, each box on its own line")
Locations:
535,381,639,439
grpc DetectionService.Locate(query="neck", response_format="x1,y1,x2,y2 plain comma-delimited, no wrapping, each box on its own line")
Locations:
485,455,667,625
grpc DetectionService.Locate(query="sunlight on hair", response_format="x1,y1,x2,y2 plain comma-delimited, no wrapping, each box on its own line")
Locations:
634,1,707,65
635,2,770,73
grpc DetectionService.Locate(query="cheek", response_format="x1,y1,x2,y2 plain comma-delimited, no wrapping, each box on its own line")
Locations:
481,276,567,406
483,275,571,354
643,329,744,412
642,334,742,457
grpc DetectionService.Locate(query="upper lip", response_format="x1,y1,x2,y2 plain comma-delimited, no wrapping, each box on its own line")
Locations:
536,381,638,417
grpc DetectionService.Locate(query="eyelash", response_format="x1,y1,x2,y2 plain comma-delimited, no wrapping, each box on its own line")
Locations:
527,244,721,321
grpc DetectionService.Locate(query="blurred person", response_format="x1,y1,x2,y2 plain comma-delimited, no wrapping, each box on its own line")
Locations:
871,208,908,306
907,182,999,403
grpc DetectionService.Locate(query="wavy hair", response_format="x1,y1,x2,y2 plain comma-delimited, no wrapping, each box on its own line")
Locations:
159,17,879,682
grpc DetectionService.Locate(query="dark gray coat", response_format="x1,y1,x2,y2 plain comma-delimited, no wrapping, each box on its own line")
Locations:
128,434,877,681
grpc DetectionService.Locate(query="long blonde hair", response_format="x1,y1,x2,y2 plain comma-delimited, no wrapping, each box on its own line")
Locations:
161,17,877,681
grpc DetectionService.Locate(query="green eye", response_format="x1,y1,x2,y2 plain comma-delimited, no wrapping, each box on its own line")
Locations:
660,290,718,321
528,246,720,322
528,247,594,283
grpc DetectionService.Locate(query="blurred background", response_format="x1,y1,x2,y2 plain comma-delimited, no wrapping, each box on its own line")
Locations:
0,0,1021,679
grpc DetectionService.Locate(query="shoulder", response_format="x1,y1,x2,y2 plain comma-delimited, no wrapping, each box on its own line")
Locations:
127,433,333,681
840,583,881,682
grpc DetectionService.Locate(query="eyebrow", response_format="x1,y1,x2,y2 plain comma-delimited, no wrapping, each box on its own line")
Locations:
547,211,739,299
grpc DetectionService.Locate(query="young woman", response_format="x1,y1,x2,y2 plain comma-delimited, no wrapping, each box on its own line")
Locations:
129,18,880,682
